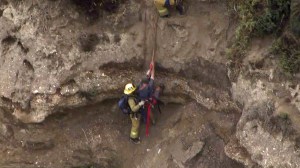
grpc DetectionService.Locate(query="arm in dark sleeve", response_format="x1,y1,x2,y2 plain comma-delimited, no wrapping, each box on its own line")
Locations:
128,97,142,113
148,78,154,92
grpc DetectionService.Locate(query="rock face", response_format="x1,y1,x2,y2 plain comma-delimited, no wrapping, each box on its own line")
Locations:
137,102,243,168
224,1,300,162
171,140,205,167
0,1,242,167
0,0,230,123
1,0,300,168
0,123,14,138
0,0,144,122
227,73,300,167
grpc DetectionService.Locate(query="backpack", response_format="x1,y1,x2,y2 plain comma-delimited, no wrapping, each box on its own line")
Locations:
118,95,132,115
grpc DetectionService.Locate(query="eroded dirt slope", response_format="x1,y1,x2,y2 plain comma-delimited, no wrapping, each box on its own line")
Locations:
0,99,243,168
0,0,231,123
1,0,300,168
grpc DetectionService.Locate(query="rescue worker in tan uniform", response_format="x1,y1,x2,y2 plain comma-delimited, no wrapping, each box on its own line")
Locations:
154,0,185,17
124,83,145,144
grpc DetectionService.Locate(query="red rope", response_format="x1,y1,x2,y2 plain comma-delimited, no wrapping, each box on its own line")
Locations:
149,63,153,71
145,98,158,137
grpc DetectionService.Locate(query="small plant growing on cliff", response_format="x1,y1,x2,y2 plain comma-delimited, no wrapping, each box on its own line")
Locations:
271,33,300,74
227,0,291,63
71,0,122,22
290,2,300,37
269,0,300,74
255,0,290,35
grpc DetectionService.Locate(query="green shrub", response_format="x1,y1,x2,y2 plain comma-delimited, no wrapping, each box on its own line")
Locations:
290,15,300,37
227,0,291,63
271,34,300,73
255,0,291,35
226,0,258,60
290,1,300,37
71,0,122,21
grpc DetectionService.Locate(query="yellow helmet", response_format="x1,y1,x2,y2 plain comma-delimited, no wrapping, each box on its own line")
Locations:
124,83,136,95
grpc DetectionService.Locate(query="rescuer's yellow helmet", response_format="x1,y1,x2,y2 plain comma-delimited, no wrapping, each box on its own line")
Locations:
124,83,136,95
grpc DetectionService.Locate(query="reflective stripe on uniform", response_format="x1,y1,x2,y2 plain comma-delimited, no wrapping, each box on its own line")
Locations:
154,0,169,17
158,8,169,16
130,131,138,138
130,114,140,138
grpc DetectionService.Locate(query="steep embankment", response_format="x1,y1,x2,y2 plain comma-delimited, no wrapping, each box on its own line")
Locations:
0,0,242,167
0,0,231,123
224,1,300,167
0,0,300,168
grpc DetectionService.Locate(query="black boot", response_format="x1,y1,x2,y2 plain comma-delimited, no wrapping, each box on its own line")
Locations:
161,14,170,18
176,5,184,15
175,0,185,15
130,137,141,144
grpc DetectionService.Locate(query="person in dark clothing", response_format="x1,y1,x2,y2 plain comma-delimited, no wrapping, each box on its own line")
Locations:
137,60,164,124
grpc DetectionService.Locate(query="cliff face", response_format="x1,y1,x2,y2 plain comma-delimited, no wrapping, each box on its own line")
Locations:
225,1,300,167
0,0,300,168
0,0,230,123
0,0,145,122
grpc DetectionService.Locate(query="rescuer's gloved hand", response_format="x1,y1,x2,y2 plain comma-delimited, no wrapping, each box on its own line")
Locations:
138,101,145,106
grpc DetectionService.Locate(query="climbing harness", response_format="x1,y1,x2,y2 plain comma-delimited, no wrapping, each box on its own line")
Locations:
145,99,156,136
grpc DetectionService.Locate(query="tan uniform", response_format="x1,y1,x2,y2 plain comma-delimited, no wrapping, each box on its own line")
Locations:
128,97,143,139
154,0,175,17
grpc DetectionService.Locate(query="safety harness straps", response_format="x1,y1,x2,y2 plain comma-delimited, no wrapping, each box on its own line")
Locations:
145,98,158,136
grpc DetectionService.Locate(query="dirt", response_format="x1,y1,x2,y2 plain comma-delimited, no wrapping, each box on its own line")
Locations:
0,0,245,167
0,97,243,168
2,0,300,167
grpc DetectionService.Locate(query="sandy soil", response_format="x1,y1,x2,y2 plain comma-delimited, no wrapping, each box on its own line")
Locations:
0,98,243,168
0,1,246,167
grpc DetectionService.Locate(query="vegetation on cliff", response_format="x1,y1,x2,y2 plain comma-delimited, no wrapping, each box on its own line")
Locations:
71,0,122,21
227,0,300,74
